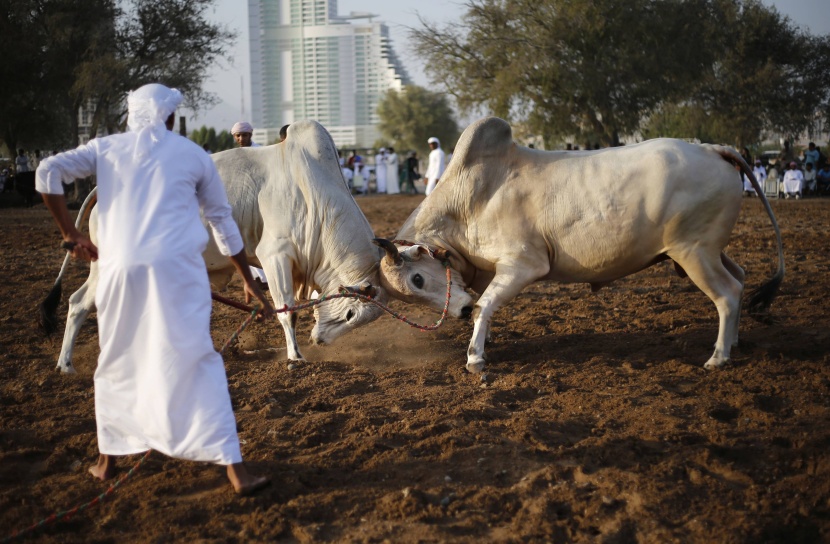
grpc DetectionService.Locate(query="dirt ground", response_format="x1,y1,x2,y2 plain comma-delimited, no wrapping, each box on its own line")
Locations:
1,193,829,543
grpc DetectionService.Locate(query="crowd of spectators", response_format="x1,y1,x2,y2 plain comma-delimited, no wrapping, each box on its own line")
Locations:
747,141,829,199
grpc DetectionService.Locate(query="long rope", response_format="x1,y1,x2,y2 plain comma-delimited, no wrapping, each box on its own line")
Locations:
4,308,258,543
5,263,453,541
1,450,151,544
213,262,453,347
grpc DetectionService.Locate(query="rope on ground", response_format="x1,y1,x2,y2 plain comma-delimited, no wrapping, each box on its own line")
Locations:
219,307,259,355
1,450,151,544
6,264,453,539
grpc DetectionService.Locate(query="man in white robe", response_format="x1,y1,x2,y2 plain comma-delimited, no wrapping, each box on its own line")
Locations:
744,159,766,196
386,147,400,194
782,161,804,199
36,83,273,496
231,121,260,148
424,137,445,196
374,148,388,193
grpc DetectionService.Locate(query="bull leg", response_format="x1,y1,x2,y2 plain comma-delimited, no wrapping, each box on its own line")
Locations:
256,245,304,362
57,262,99,374
720,253,745,348
671,249,742,369
466,264,548,373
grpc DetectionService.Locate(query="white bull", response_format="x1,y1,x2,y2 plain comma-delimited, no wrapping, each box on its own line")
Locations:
375,117,784,373
42,120,390,373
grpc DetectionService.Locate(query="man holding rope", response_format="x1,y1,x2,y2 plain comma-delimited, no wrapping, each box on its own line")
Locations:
36,83,274,496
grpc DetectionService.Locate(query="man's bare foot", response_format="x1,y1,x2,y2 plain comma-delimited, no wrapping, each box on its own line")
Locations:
88,454,116,481
227,462,270,496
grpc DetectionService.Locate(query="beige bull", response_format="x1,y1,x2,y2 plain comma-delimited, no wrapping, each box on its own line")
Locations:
375,117,784,373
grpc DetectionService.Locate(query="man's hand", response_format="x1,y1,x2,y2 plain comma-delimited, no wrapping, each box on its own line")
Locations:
227,248,274,320
243,280,274,320
41,193,98,262
63,232,98,262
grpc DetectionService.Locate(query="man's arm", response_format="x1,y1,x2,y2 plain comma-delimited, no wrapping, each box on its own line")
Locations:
41,193,98,261
228,250,274,318
195,156,274,318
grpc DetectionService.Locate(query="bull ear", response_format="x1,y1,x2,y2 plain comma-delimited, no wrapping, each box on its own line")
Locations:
372,238,403,267
357,281,377,298
400,245,424,261
431,248,450,261
340,281,377,298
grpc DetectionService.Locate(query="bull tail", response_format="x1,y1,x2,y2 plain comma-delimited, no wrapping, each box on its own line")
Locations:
711,145,785,314
37,187,98,335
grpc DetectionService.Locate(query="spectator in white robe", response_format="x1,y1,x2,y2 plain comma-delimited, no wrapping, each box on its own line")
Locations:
744,159,766,196
36,83,273,496
353,155,366,195
782,161,804,199
231,121,260,148
15,148,30,173
341,163,354,189
386,147,400,194
424,137,446,196
374,148,388,193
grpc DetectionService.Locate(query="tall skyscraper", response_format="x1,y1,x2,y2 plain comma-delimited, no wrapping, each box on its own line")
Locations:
248,0,410,147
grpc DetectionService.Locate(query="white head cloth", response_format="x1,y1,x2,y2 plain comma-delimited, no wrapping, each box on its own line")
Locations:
126,83,183,159
231,121,253,135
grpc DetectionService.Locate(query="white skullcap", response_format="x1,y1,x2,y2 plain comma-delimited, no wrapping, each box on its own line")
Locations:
427,137,439,145
231,121,254,135
126,83,183,159
379,147,386,152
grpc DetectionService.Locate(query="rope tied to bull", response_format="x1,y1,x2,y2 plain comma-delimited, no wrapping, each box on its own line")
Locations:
16,245,450,539
213,260,453,354
6,308,256,543
1,450,151,544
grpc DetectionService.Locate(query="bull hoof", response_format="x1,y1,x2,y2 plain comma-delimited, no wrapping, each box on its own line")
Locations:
57,362,77,375
466,358,486,374
703,357,729,370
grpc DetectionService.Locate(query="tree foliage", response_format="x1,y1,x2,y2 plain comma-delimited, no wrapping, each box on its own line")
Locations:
644,0,830,147
189,126,235,153
377,86,460,155
411,0,830,148
0,0,235,152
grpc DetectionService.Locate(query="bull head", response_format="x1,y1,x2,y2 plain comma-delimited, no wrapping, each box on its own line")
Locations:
374,238,475,319
373,238,451,265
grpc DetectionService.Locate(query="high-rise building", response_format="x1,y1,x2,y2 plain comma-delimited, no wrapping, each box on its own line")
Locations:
248,0,410,148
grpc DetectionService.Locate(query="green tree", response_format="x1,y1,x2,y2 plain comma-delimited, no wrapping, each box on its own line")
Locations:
411,0,830,148
189,126,234,152
377,86,460,156
643,0,830,147
0,0,234,152
75,0,235,143
411,0,716,147
0,0,106,152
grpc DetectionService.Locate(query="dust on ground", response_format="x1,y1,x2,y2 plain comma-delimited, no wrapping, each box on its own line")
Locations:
1,194,829,543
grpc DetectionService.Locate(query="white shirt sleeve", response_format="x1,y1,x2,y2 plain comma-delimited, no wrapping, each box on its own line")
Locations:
35,142,98,194
195,155,244,256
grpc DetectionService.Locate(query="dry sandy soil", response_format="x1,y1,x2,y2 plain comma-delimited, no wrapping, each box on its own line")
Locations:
1,193,829,543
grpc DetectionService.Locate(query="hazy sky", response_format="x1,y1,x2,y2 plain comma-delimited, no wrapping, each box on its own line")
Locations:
187,0,830,131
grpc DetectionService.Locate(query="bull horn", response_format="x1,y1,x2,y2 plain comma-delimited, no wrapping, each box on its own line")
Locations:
372,238,403,267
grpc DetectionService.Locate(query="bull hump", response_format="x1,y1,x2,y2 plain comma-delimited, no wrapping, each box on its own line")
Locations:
454,117,514,165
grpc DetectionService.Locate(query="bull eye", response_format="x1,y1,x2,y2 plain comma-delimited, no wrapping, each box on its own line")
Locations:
412,273,424,289
346,309,355,322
